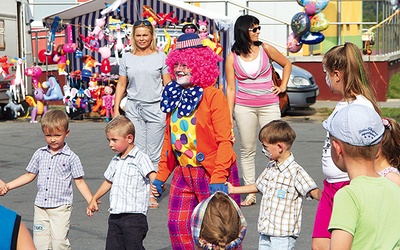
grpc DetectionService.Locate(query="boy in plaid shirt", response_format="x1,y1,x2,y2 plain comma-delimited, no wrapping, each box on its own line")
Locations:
0,110,93,249
226,120,321,249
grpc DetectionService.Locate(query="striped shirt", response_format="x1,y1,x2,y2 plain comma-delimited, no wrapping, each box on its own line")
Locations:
255,153,318,237
104,146,155,215
26,143,84,208
233,45,279,107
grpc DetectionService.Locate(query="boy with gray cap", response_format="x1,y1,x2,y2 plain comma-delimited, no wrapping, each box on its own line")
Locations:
323,104,400,249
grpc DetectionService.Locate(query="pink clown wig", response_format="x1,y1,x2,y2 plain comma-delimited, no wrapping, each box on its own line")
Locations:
166,47,223,88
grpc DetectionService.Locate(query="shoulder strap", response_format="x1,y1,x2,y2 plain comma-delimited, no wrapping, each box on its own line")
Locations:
262,43,272,62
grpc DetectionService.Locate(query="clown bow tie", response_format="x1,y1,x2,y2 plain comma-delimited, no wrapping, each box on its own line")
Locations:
160,81,204,116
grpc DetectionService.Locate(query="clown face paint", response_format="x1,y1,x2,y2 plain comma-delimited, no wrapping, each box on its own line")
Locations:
174,63,192,87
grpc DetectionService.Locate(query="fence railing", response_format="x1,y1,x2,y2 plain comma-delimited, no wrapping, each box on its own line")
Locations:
184,0,400,56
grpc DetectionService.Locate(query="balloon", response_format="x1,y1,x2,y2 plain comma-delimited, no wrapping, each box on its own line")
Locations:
291,12,310,36
300,31,325,44
287,33,303,53
296,0,304,6
38,49,56,64
305,2,317,15
310,13,330,32
303,0,330,13
315,0,329,13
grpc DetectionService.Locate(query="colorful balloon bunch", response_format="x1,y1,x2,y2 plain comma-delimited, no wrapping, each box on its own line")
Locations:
287,0,330,53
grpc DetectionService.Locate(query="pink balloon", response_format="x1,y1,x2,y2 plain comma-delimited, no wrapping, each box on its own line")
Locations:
305,2,317,15
287,33,303,53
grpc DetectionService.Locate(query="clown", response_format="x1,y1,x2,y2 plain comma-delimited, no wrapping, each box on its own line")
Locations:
152,33,241,249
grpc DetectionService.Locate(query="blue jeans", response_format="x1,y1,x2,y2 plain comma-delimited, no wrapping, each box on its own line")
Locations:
259,234,297,250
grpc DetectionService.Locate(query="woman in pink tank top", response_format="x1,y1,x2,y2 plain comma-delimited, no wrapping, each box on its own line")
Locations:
225,15,292,206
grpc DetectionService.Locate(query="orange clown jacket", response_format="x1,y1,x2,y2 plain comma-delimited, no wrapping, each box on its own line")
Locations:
156,86,236,184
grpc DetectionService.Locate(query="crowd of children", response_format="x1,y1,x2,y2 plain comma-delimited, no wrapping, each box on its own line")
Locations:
1,33,400,250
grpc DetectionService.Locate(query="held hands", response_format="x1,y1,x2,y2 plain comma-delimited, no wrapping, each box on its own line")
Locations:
209,183,228,194
86,198,100,218
151,179,166,198
224,182,235,194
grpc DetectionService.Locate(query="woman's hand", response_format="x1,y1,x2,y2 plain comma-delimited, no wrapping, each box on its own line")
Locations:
272,85,287,95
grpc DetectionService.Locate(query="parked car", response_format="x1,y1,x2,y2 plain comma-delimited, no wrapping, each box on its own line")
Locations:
273,62,319,112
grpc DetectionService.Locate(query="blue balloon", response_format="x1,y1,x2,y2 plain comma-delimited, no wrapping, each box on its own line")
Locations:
291,12,310,36
315,0,329,13
300,31,325,44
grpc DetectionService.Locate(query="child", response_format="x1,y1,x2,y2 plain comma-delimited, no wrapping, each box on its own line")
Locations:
312,42,382,250
226,120,320,249
323,104,400,249
191,191,247,250
0,109,93,249
87,115,156,249
375,117,400,185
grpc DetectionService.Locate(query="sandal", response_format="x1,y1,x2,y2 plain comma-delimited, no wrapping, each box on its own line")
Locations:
149,195,159,209
240,194,256,207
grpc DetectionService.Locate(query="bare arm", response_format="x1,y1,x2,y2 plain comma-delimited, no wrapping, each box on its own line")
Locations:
87,180,112,217
147,171,157,183
74,177,92,203
263,44,292,93
6,172,37,193
330,229,353,250
113,75,128,116
225,53,236,122
16,221,36,250
162,73,172,86
225,182,259,194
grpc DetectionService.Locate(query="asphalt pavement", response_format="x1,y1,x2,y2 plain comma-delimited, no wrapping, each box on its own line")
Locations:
0,100,398,249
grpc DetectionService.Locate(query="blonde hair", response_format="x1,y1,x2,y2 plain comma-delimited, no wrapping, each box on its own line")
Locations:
130,22,157,54
105,115,135,138
200,192,241,249
381,118,400,169
41,110,69,133
259,120,296,148
331,136,380,160
322,42,381,116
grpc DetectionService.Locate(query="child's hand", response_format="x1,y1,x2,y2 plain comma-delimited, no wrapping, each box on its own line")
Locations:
0,184,9,196
224,182,234,194
87,199,99,218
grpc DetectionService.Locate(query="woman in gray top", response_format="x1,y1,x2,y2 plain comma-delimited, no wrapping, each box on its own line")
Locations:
114,20,171,209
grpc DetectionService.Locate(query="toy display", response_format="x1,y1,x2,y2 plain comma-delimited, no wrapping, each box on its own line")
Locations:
26,84,48,123
3,90,24,119
45,16,61,56
10,57,26,102
33,2,223,123
0,56,15,80
102,85,114,122
24,66,42,89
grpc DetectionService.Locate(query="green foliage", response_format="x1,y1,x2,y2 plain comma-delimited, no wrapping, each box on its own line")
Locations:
387,72,400,99
381,108,400,122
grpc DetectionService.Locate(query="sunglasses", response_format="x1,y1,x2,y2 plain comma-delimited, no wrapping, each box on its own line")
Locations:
248,26,261,33
134,20,152,27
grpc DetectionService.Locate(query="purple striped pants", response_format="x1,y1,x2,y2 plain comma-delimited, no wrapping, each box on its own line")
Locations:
167,162,241,250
